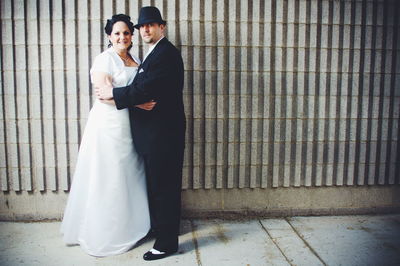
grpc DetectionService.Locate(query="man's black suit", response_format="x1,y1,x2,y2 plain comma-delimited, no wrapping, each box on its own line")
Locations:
113,37,185,252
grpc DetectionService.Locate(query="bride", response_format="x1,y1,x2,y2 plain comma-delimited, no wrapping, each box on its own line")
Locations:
60,14,155,257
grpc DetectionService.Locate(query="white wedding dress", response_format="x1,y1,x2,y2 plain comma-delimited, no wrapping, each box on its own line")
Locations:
60,48,150,257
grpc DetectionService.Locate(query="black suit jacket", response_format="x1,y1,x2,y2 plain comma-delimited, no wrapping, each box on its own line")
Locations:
113,38,185,155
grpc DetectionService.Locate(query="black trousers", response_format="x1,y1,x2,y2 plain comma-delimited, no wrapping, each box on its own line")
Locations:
143,147,184,251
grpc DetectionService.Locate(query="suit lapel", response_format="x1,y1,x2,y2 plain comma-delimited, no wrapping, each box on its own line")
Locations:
133,38,168,83
142,37,167,64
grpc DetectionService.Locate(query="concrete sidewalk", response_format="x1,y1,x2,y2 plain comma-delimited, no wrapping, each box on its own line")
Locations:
0,215,399,266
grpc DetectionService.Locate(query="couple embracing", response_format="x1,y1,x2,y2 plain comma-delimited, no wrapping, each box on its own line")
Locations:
60,7,185,261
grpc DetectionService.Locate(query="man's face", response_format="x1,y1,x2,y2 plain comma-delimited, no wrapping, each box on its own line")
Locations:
139,23,165,44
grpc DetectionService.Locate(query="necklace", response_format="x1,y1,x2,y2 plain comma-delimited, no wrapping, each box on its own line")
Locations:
117,53,130,63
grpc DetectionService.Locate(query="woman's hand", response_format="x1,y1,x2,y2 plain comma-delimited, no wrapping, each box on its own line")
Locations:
135,100,157,111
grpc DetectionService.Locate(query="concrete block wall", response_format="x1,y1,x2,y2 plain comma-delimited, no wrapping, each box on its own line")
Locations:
0,0,399,219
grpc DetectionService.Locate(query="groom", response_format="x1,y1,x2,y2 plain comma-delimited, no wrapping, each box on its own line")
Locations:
96,6,185,261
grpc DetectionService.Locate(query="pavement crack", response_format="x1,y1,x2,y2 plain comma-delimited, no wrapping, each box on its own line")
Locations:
190,219,203,266
258,220,294,266
285,218,327,266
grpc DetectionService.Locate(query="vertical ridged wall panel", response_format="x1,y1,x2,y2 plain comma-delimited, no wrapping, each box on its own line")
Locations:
0,0,399,192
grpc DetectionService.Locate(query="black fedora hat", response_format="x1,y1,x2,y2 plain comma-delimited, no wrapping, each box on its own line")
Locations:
134,6,166,29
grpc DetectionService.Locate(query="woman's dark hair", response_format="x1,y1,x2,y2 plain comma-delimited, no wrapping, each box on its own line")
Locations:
105,14,135,48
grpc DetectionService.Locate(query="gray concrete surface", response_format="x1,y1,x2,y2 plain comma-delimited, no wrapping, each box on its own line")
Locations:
3,187,400,221
0,215,399,266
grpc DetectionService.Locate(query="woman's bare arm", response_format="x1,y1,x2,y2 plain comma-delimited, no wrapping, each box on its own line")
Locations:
92,71,156,109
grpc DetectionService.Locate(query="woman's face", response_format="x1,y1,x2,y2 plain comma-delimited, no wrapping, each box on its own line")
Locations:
108,21,133,51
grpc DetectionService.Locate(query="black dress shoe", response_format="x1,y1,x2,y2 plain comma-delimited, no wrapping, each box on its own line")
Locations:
143,249,177,261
